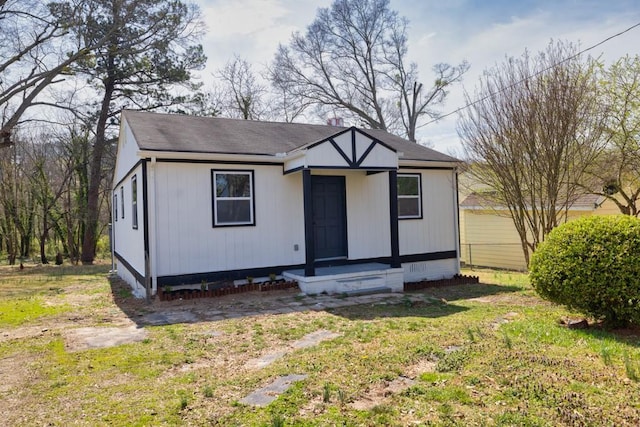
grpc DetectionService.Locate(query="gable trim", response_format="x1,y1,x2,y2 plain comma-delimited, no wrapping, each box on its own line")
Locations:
328,137,354,166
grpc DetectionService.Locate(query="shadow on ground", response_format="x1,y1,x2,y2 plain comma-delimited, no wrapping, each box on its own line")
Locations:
108,275,524,326
330,283,522,321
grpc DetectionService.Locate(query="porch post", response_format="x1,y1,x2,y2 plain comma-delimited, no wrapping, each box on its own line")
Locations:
389,170,401,268
303,168,315,276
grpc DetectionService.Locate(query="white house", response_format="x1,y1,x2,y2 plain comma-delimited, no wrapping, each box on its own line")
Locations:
112,111,461,297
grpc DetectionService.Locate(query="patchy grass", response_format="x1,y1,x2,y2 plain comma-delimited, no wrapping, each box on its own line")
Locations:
0,265,639,425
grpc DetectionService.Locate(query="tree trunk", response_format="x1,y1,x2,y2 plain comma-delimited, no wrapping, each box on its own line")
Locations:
80,78,115,264
40,205,49,264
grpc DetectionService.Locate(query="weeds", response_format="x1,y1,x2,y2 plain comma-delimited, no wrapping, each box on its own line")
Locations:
322,382,331,403
270,413,285,427
600,344,613,366
203,385,214,398
624,352,639,382
502,331,513,349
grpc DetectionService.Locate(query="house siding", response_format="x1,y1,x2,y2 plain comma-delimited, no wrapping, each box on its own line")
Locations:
153,162,305,278
113,162,146,292
343,171,390,259
148,165,459,285
399,169,457,255
113,119,142,188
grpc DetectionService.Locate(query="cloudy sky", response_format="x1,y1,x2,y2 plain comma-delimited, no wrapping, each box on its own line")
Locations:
193,0,640,155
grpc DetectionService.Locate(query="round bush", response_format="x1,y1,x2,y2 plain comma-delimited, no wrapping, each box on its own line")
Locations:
529,215,640,326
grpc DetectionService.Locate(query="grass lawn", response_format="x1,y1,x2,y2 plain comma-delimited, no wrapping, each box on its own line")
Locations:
0,263,639,426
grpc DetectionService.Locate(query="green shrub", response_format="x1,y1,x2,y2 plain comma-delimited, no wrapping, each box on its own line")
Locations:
529,215,640,326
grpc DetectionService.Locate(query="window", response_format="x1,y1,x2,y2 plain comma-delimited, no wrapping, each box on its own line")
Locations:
212,170,255,226
114,194,118,222
397,174,422,219
131,175,138,229
120,187,124,219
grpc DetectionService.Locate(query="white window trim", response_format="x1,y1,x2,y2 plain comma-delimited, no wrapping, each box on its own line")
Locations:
398,173,422,219
131,175,138,230
212,170,255,227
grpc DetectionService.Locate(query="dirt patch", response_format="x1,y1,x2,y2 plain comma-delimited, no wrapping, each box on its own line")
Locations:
350,376,416,410
65,325,148,352
467,293,544,306
0,353,33,393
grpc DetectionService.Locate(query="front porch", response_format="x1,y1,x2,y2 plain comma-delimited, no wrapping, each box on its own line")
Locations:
283,262,404,295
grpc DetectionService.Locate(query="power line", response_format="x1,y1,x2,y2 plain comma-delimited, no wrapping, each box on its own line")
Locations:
425,21,640,126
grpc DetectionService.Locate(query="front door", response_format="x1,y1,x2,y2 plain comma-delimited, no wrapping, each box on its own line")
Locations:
311,175,347,260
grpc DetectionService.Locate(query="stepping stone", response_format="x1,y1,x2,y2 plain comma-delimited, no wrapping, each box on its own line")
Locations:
244,330,341,369
245,351,288,369
291,330,340,349
240,374,307,406
66,326,147,351
141,311,198,326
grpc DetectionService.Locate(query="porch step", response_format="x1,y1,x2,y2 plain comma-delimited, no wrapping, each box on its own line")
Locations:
337,275,385,292
343,286,392,296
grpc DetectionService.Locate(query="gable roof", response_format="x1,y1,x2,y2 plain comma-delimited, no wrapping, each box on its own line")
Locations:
122,110,458,163
460,191,604,211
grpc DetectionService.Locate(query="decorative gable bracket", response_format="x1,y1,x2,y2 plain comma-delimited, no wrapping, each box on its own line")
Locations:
283,127,399,174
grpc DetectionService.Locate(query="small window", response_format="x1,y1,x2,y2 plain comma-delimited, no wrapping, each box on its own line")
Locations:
131,175,138,229
212,170,255,226
114,194,118,222
398,174,422,219
120,187,124,219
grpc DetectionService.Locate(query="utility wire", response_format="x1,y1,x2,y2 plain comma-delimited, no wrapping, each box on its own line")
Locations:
425,21,640,126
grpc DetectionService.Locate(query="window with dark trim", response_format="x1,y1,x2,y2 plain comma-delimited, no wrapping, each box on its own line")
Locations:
212,170,255,226
114,194,118,222
120,186,124,219
131,175,138,229
397,173,422,219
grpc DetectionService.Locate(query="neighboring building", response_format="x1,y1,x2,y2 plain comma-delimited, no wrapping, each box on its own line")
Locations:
112,111,461,297
459,192,620,270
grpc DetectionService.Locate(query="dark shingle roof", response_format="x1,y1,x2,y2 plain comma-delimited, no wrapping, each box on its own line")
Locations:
122,110,458,163
460,191,603,210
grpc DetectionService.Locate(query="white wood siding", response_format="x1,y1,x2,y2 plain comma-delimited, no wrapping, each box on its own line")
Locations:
150,164,459,280
344,171,390,259
113,163,146,282
153,163,305,277
359,144,397,169
113,119,141,188
399,169,457,255
403,259,459,282
306,142,350,168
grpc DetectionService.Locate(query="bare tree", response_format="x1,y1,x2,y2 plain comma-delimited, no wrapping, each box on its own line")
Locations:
215,56,266,120
584,55,640,216
0,0,124,146
458,41,606,265
270,0,468,141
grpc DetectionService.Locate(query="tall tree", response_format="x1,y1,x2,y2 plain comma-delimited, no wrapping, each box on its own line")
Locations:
270,0,468,141
69,0,206,264
0,0,124,146
458,41,606,265
585,55,640,216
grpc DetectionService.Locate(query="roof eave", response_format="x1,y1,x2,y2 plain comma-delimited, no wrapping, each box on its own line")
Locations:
137,150,283,164
399,159,460,169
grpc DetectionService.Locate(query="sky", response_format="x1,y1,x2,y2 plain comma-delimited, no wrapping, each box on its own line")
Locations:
193,0,640,155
